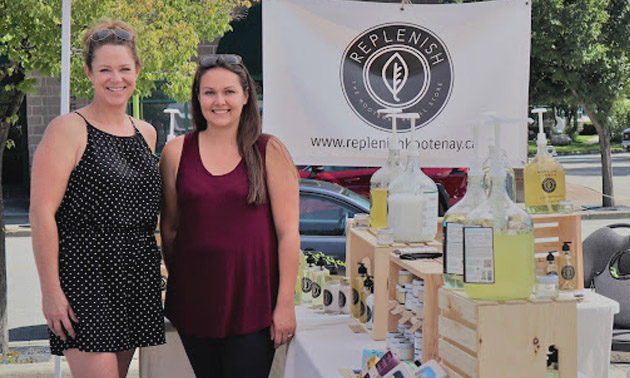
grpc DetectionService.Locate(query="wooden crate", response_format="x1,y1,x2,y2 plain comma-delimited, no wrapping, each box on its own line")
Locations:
388,253,443,362
346,226,395,340
346,224,444,348
532,213,583,289
438,288,577,378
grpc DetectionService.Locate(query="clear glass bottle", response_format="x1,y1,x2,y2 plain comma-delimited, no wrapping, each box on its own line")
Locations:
483,147,516,201
524,108,566,213
443,122,486,289
463,118,535,301
371,110,404,230
388,114,438,243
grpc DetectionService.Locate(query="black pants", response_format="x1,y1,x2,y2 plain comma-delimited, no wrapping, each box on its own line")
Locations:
178,327,275,378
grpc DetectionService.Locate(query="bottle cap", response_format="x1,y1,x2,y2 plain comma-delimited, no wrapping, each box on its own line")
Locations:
562,241,572,252
546,252,555,262
364,275,374,288
358,262,368,275
306,253,316,264
316,257,326,267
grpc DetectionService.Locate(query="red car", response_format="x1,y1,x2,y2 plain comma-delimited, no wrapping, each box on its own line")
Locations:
297,166,468,215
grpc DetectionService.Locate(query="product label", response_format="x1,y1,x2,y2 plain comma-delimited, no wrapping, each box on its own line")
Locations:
339,291,347,308
302,277,312,293
542,178,557,193
353,288,360,305
422,191,439,236
444,222,464,275
463,227,495,284
323,289,333,306
561,265,575,281
524,163,566,207
366,305,372,323
312,283,322,299
360,301,366,317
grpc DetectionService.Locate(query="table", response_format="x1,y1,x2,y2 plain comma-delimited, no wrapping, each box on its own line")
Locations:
140,291,618,378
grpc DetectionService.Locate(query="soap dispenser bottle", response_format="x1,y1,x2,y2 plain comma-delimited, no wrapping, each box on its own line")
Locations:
360,275,374,324
352,263,368,318
524,108,566,213
463,117,535,301
370,108,404,230
443,120,487,289
311,257,330,308
302,253,317,304
559,241,576,290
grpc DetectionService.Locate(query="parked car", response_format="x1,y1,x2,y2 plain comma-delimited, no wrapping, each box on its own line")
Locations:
298,166,467,214
299,179,370,262
623,128,630,151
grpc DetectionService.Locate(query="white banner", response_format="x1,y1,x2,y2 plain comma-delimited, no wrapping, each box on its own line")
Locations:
262,0,531,168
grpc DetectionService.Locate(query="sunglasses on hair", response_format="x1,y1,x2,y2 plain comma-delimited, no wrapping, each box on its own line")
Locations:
90,28,133,42
199,54,243,67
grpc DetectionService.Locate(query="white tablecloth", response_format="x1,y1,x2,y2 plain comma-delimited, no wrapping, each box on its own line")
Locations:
140,291,618,378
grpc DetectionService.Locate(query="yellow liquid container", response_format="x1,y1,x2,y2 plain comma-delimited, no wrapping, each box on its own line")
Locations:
352,263,368,318
526,108,566,213
370,188,389,230
464,117,535,301
370,145,403,230
524,155,566,213
463,233,535,300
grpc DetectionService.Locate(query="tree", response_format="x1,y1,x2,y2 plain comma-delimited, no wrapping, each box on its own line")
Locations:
530,0,630,207
0,0,252,355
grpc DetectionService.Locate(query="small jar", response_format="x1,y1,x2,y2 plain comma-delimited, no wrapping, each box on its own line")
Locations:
398,270,414,286
396,284,406,304
376,227,394,245
413,331,423,350
415,301,424,318
395,340,414,361
398,322,411,337
414,348,423,362
386,331,401,351
412,279,423,298
405,287,415,311
415,281,425,303
559,200,574,214
535,275,559,300
354,213,370,229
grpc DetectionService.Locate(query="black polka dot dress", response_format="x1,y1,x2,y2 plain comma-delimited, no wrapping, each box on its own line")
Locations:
50,113,166,355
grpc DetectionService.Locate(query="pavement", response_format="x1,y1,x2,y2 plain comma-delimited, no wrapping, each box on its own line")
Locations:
2,173,630,377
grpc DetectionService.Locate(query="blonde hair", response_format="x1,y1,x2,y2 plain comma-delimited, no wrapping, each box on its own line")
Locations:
82,19,140,70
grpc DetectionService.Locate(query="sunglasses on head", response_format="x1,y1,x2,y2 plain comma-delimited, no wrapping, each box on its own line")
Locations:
199,54,243,68
90,28,133,43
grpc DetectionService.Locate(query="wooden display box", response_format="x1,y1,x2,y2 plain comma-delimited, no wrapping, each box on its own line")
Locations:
438,288,577,378
346,225,444,351
532,213,583,289
346,226,396,340
388,253,443,362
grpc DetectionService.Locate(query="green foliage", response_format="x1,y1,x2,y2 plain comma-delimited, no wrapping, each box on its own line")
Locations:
610,98,630,142
1,0,253,105
530,0,630,129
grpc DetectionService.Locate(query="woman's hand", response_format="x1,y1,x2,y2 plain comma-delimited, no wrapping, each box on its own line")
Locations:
43,288,78,341
270,301,296,348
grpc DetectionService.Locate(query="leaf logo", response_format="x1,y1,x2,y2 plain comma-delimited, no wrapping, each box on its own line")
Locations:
382,53,408,102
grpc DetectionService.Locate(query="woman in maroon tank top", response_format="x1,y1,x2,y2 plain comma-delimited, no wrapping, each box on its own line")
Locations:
159,54,299,378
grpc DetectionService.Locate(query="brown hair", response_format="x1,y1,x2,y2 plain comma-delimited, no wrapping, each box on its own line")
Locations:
190,57,266,205
82,19,140,70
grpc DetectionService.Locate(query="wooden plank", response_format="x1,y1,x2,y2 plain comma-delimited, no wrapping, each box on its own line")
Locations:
422,271,444,361
439,338,478,378
439,315,477,353
534,227,560,239
442,362,471,378
438,288,478,327
476,300,577,378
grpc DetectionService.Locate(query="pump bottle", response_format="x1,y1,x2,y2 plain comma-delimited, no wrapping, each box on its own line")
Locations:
388,114,438,242
463,117,535,301
302,253,317,304
524,108,566,213
310,257,330,308
352,263,368,318
443,120,487,289
370,108,404,230
559,241,576,290
360,275,374,324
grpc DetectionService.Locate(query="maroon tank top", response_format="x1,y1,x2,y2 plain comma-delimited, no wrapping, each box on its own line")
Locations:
164,132,279,338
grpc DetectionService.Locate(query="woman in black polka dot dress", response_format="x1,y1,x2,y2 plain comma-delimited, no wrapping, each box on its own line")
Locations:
30,19,165,377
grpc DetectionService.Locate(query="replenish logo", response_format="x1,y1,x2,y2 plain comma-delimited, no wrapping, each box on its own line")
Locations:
341,23,453,132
